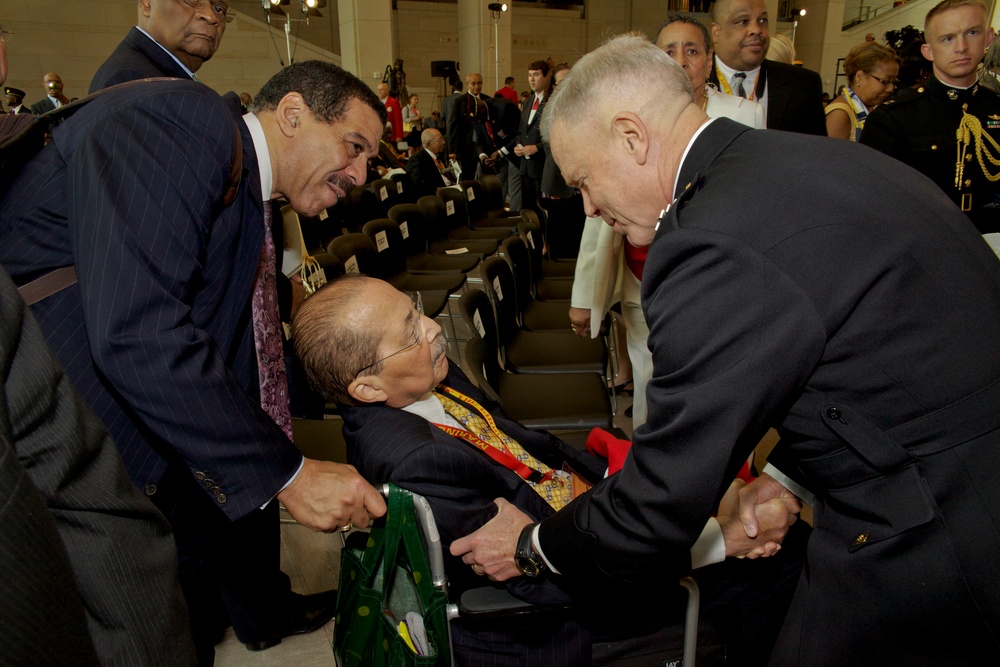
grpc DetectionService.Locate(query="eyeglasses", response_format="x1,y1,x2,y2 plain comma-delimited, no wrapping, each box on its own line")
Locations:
178,0,236,23
867,73,898,88
0,26,13,43
354,292,424,377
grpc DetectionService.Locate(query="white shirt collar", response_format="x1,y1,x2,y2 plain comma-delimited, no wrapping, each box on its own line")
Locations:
714,56,762,89
424,147,440,161
136,25,196,79
402,392,464,428
242,112,272,201
671,118,716,202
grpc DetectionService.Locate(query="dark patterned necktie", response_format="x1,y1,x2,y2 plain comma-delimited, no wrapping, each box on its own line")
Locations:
252,202,293,439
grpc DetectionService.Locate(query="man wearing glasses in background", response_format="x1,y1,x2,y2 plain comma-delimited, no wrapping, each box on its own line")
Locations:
90,0,232,92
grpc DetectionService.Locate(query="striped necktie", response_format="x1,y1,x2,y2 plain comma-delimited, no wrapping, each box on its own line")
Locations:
733,72,747,98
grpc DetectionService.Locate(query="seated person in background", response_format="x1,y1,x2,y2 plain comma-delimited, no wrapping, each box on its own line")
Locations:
407,128,455,197
292,275,808,667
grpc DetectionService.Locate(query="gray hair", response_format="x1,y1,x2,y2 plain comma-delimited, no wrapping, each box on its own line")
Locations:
291,274,384,407
541,33,694,143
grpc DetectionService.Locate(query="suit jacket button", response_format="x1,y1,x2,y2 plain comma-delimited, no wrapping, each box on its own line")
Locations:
210,486,222,496
216,494,227,504
826,407,841,420
144,483,157,496
203,478,215,488
855,533,869,546
194,472,206,481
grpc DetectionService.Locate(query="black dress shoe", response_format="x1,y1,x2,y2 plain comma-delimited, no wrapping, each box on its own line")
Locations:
244,590,338,651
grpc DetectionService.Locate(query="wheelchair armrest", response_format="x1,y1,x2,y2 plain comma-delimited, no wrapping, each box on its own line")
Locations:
457,585,576,621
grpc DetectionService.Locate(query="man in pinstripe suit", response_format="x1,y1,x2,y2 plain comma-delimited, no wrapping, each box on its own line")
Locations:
0,265,195,665
0,62,388,663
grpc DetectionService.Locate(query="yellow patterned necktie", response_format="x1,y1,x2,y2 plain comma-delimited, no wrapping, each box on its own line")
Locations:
434,389,573,510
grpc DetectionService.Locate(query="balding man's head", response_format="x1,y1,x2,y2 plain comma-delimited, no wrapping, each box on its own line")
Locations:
465,72,483,96
292,276,450,408
421,128,446,152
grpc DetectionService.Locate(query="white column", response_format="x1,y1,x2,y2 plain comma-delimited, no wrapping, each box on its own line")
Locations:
338,0,395,91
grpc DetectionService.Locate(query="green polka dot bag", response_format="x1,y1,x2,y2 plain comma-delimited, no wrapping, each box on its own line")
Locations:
334,484,451,666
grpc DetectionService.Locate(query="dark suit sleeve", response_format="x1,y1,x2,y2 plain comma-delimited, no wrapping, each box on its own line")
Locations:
446,96,461,155
858,105,907,161
800,68,827,136
538,226,826,588
67,88,300,518
0,266,195,665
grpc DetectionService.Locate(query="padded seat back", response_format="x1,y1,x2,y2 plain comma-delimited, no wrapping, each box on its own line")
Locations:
326,232,383,279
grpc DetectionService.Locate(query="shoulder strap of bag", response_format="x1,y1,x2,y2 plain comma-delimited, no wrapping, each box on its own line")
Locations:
11,78,244,306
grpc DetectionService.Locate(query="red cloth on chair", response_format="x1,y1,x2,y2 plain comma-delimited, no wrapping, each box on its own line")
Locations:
586,427,755,482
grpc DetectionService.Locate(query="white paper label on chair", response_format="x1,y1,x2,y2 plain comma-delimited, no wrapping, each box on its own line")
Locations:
379,186,389,201
473,309,486,338
445,247,468,254
400,222,410,239
446,200,455,216
375,231,389,252
526,231,535,249
345,255,360,274
466,187,475,201
318,209,329,221
492,276,504,302
396,181,404,194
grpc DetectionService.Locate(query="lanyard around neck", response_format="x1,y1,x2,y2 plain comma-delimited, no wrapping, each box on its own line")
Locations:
715,64,762,101
433,386,555,484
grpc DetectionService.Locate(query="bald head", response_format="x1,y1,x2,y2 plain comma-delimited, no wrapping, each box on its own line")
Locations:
465,72,483,96
292,275,380,406
421,128,445,151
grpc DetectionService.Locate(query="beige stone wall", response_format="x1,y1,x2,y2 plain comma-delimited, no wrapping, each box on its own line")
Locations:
8,0,980,116
2,0,340,103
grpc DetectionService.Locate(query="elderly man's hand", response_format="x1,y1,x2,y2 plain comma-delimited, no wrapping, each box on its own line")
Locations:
277,458,386,532
450,498,533,581
717,478,800,559
568,307,591,337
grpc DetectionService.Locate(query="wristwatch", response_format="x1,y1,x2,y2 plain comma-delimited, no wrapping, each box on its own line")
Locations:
514,523,546,577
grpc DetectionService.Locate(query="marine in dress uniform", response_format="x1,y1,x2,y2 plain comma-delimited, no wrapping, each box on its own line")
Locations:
861,75,1000,233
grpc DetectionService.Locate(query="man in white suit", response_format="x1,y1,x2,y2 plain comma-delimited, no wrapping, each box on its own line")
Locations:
570,15,765,426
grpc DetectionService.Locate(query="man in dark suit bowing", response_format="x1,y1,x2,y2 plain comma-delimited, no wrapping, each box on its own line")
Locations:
90,0,230,93
406,128,455,197
0,62,388,664
708,0,825,134
292,274,806,666
452,34,1000,665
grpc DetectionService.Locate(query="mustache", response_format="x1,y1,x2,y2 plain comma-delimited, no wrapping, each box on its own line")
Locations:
328,173,354,193
431,334,448,364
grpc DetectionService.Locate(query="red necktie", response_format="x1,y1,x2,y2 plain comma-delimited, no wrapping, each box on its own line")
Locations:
531,96,539,111
252,202,293,440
